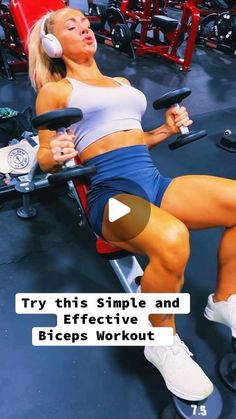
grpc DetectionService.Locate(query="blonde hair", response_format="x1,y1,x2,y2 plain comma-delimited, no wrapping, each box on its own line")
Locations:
28,9,66,92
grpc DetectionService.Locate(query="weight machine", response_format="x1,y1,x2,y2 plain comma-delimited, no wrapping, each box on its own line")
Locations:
162,0,233,16
197,0,236,54
95,0,201,71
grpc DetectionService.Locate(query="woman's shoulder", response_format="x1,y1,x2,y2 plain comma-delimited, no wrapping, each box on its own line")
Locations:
38,79,72,98
36,79,72,113
113,77,131,86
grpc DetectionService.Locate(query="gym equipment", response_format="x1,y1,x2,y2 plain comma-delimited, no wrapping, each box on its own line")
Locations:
164,0,234,16
31,107,222,417
14,178,38,219
95,0,202,71
0,132,41,218
32,108,83,132
0,165,54,218
198,0,234,16
218,337,236,392
0,169,53,216
217,129,236,152
161,387,222,418
197,0,236,54
153,87,207,149
0,0,27,80
86,3,107,30
0,0,103,79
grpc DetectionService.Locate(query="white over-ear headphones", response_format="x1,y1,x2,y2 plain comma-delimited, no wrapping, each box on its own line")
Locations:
40,13,63,58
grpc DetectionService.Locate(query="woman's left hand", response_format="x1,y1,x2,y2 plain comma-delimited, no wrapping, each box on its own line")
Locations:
165,105,193,134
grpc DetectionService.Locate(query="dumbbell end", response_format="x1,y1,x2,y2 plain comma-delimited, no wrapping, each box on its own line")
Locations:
48,165,96,184
169,129,207,150
153,87,191,110
32,108,83,131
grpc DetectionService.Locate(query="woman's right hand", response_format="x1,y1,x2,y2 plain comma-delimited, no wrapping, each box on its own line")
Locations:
50,129,78,165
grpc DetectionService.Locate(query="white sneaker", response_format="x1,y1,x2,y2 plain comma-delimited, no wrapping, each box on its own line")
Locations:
144,334,214,401
204,293,236,338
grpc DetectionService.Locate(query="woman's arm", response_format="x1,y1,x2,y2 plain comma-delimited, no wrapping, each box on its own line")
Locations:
36,82,77,172
143,124,173,149
144,105,193,149
113,77,192,149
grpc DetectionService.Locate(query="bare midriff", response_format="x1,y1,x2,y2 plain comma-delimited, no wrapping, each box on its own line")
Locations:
79,128,145,163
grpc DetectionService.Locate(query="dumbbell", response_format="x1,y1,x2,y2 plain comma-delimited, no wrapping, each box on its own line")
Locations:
153,88,207,150
32,108,97,184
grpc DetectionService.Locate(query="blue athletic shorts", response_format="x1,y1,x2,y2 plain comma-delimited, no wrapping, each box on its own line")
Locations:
84,144,172,238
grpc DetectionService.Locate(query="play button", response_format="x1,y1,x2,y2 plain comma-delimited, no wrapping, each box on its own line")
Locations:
102,177,152,243
108,197,131,222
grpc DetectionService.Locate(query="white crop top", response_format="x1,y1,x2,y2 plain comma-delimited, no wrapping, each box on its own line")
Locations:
66,77,147,153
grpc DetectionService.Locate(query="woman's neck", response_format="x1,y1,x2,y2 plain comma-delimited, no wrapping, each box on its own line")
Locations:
65,58,103,82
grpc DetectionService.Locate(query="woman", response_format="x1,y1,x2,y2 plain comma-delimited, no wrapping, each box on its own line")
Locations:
28,7,236,402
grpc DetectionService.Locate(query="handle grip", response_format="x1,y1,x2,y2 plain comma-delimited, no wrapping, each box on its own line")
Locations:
56,127,75,168
172,104,189,135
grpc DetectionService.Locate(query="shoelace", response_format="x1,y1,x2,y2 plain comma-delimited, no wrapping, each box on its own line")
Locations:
169,339,193,357
160,339,193,366
150,337,194,365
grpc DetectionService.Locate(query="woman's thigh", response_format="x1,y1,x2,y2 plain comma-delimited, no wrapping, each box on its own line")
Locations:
101,193,189,255
160,175,236,229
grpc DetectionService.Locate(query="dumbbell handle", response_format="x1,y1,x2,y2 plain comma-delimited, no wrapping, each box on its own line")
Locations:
173,103,189,135
56,127,75,168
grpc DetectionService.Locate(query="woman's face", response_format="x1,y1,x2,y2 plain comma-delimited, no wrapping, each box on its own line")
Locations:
52,8,96,60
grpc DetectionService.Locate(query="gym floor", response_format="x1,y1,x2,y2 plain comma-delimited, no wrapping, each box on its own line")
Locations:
1,3,236,418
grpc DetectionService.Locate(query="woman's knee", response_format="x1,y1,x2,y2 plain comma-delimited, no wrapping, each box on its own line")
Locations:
149,220,190,273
